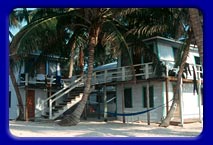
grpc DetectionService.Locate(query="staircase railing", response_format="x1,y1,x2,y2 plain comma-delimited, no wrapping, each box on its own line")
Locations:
49,76,85,119
41,75,85,119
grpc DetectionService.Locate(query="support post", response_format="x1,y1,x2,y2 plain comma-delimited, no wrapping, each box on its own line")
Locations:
197,66,202,122
25,73,29,121
121,84,125,123
103,85,108,122
198,79,202,122
165,63,169,114
179,77,184,126
49,99,52,119
146,82,150,125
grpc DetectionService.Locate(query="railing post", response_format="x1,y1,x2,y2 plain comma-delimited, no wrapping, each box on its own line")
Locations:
104,70,107,83
93,72,96,85
49,99,52,119
165,61,168,77
145,63,149,79
50,75,54,86
122,67,125,81
197,65,201,79
25,73,28,86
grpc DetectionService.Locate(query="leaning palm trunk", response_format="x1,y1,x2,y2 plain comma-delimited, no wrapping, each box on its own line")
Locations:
159,31,192,127
189,8,203,65
58,25,100,126
9,66,25,120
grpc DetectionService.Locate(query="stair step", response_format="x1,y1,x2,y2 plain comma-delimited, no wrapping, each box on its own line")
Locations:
54,105,64,109
42,78,84,120
69,93,83,97
41,114,49,119
59,102,67,105
53,108,60,112
63,99,74,102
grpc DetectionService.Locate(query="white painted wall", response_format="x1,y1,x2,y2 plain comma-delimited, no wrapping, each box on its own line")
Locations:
9,76,19,120
9,65,48,119
167,82,203,120
116,80,202,123
116,81,164,123
182,83,203,119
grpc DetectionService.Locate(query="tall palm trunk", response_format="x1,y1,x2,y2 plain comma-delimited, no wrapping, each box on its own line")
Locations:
189,8,203,65
79,46,84,76
68,41,75,78
58,25,100,126
159,31,192,127
9,66,25,120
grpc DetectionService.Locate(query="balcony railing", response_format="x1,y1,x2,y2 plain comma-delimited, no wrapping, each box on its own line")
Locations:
18,62,203,87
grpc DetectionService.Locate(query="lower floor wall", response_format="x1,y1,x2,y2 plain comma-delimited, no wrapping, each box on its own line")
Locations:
9,79,48,120
116,81,165,123
9,76,203,122
116,80,203,123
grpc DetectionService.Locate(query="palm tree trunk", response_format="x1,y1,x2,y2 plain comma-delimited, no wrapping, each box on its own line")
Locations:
58,25,100,126
159,31,192,127
189,8,203,65
68,42,75,78
79,46,84,76
9,66,25,120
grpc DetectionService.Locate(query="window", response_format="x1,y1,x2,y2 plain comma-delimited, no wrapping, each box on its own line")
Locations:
143,86,154,108
9,91,11,108
194,56,201,65
124,88,132,108
25,58,36,74
194,56,202,78
158,44,174,61
172,47,178,62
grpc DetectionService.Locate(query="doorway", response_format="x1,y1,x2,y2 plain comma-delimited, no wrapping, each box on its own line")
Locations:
26,90,35,121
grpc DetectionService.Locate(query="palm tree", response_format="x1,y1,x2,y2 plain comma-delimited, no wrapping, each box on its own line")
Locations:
9,8,32,120
159,8,203,127
9,9,76,120
188,8,203,65
118,8,201,127
57,8,114,126
159,30,193,127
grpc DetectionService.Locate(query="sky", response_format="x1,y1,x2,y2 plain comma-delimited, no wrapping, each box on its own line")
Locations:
9,8,37,42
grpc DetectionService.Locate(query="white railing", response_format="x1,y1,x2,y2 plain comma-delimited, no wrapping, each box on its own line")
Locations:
163,60,203,80
47,75,85,119
91,62,155,85
19,74,56,86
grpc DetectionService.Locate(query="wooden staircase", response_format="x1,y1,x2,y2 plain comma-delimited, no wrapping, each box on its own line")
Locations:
41,76,85,120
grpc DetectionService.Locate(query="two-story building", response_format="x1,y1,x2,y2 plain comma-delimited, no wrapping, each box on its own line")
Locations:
9,36,203,125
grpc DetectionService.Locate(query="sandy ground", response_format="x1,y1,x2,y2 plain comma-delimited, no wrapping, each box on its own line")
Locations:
9,120,203,138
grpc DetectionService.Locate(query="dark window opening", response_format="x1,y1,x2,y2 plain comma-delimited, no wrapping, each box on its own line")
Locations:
194,56,201,65
124,88,132,108
143,86,154,108
9,91,11,108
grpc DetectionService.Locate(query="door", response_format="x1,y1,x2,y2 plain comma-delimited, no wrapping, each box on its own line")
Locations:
26,90,35,121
